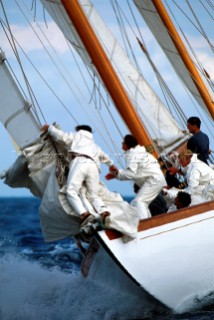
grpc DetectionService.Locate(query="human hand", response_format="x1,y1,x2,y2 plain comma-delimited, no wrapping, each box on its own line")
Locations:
105,173,116,180
109,165,118,174
168,167,179,175
40,124,49,132
162,186,170,195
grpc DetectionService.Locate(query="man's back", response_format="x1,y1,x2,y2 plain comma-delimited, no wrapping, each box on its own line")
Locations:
187,131,209,164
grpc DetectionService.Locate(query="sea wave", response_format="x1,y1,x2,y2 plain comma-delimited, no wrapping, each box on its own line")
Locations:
0,253,166,320
1,197,214,319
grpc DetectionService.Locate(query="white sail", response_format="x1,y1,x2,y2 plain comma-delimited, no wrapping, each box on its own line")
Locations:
40,0,186,152
134,0,214,119
0,53,41,150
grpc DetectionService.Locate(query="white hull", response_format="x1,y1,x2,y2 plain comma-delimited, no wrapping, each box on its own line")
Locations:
81,202,214,312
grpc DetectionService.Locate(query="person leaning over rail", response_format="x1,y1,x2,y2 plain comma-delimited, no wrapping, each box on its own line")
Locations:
160,151,187,190
167,191,191,212
133,183,168,216
163,149,214,206
186,116,211,164
105,134,166,219
41,123,115,230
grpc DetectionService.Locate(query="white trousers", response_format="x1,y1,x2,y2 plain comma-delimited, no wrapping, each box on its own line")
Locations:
66,157,107,216
131,178,165,219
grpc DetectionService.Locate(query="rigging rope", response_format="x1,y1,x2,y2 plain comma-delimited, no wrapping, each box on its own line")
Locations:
109,0,163,145
25,0,124,162
0,18,45,124
110,0,188,141
20,0,122,165
1,0,213,163
169,0,214,52
0,0,123,163
18,0,81,123
164,0,214,150
0,0,42,125
165,0,214,95
185,0,214,54
199,0,214,21
65,41,124,162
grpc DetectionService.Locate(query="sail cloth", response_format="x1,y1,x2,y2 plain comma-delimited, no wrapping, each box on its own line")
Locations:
2,130,139,241
40,0,186,153
134,0,214,118
0,54,41,150
40,170,139,242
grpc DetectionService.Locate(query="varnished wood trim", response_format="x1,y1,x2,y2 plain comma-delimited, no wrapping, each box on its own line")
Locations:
138,200,214,231
105,229,123,240
105,201,214,240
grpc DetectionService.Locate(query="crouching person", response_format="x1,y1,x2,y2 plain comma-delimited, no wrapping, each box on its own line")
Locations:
106,135,166,220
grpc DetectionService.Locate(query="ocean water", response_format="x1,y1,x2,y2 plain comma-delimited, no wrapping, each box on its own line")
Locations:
0,197,214,320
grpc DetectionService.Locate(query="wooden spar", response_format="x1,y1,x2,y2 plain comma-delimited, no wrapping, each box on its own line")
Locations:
152,0,214,120
61,0,157,156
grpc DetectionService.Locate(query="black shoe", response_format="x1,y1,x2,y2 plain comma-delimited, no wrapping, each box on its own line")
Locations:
80,213,95,228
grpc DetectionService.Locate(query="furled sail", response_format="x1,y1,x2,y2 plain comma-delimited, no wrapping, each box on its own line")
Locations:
0,53,41,150
134,0,214,120
40,0,187,153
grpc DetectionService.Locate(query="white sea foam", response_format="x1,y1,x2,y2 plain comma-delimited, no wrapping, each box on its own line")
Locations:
175,288,214,314
0,253,163,320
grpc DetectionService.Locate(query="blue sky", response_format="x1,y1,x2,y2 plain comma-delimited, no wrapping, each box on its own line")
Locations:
0,0,213,197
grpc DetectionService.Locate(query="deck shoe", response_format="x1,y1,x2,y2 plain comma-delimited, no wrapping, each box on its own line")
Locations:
80,222,95,237
91,220,105,232
80,213,95,228
80,219,106,235
99,211,111,224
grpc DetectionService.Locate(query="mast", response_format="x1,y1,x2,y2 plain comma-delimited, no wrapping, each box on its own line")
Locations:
61,0,157,156
152,0,214,120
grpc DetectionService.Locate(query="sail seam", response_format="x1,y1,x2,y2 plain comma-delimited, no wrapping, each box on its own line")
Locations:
4,108,27,128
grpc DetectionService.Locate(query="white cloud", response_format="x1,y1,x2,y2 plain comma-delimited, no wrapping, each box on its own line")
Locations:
196,51,214,81
183,34,214,80
1,21,69,58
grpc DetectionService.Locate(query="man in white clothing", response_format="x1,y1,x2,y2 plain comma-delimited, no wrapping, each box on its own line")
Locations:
164,150,214,205
106,134,166,219
41,124,114,226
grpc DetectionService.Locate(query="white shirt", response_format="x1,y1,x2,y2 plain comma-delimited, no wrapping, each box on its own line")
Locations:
117,145,165,186
185,153,214,195
48,125,113,168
